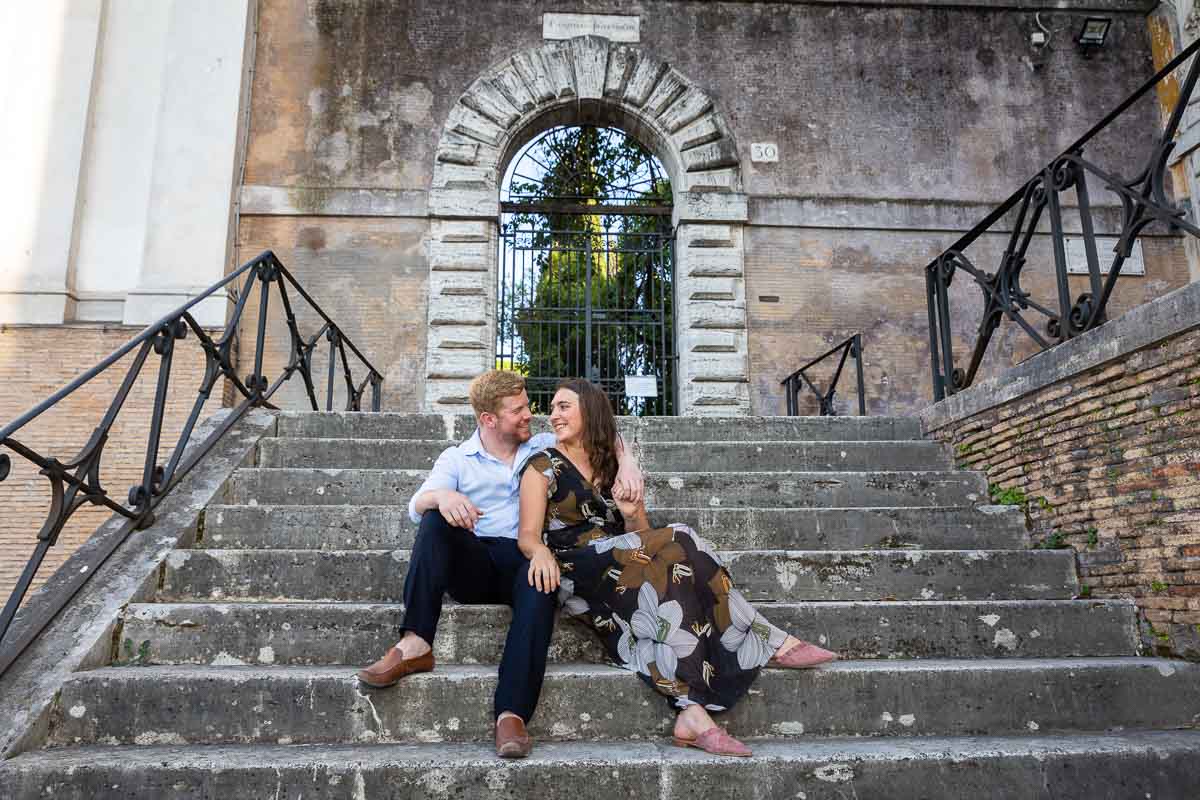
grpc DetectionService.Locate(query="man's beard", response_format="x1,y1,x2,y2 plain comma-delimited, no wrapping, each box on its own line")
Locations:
503,423,532,445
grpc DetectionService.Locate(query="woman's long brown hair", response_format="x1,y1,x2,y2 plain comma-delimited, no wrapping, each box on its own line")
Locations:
556,378,618,491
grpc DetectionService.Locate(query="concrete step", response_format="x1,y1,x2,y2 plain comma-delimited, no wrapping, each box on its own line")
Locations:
276,412,453,440
158,548,1078,603
275,412,925,443
9,732,1200,800
257,437,955,472
201,504,1028,551
46,659,1200,746
118,600,1140,667
224,468,989,508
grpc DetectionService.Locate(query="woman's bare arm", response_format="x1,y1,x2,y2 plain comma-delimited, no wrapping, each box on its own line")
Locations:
518,468,560,593
613,433,644,503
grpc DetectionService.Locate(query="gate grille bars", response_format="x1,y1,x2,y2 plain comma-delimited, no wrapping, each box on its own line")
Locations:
0,250,383,675
781,334,866,417
497,224,676,415
927,37,1200,401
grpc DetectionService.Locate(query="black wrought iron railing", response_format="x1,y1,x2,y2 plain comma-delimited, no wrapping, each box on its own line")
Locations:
0,250,383,675
926,38,1200,401
781,334,866,417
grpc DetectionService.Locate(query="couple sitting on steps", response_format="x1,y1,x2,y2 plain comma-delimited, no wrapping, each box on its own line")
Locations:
356,369,839,758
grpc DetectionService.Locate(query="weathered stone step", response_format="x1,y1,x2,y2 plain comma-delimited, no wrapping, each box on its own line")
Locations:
158,549,1077,603
275,412,925,443
46,659,1200,746
10,732,1200,800
118,600,1139,667
201,504,1028,551
224,468,989,508
257,438,954,472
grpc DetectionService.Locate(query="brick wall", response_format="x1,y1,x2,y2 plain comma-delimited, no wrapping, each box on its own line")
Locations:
0,326,224,606
923,311,1200,660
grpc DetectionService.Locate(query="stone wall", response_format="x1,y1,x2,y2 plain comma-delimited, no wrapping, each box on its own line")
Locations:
921,281,1200,660
240,0,1188,415
0,327,222,605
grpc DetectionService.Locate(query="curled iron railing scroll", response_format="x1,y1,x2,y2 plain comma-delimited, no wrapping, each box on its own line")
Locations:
781,334,866,417
0,250,383,676
926,37,1200,401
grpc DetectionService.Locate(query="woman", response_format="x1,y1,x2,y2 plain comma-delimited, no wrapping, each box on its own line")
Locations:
517,378,838,758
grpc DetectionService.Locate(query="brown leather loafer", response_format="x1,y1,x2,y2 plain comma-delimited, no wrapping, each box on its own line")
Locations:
356,647,434,688
495,715,533,759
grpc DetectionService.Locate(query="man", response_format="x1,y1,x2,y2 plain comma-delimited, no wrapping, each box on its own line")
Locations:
356,370,644,758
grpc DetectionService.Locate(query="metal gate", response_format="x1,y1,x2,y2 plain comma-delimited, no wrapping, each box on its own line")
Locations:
496,222,675,415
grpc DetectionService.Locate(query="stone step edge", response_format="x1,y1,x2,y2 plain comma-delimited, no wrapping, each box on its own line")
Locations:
204,503,1020,514
232,468,979,477
65,657,1183,682
259,438,947,447
126,598,1132,612
171,547,1069,557
10,730,1200,770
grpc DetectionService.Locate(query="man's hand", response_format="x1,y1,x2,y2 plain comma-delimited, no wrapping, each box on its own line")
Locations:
436,490,482,531
528,546,561,594
613,456,644,505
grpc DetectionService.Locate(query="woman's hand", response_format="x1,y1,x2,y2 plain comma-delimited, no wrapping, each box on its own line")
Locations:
613,436,645,504
611,482,650,531
527,545,561,594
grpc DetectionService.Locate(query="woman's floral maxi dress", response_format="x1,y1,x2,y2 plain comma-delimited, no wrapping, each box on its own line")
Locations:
522,448,788,712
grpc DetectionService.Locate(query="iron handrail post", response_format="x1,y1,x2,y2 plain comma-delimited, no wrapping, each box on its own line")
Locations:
0,255,265,445
924,38,1200,400
0,250,385,673
780,334,866,416
853,334,866,416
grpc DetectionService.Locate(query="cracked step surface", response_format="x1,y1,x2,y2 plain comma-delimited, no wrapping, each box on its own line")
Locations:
158,548,1078,603
257,438,956,472
274,412,926,443
7,732,1200,800
224,469,990,508
118,600,1140,667
46,659,1200,747
200,503,1029,551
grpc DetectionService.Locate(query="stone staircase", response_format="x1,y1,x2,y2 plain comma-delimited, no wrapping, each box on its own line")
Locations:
3,412,1200,798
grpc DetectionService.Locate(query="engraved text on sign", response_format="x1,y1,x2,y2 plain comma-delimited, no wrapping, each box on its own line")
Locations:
543,13,640,43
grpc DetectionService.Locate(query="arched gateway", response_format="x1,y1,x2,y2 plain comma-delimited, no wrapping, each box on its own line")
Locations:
424,36,750,416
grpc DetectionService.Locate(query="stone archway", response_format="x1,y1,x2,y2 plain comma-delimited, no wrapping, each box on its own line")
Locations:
424,36,750,416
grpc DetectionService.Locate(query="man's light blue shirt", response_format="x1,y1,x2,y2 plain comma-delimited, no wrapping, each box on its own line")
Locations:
407,430,558,539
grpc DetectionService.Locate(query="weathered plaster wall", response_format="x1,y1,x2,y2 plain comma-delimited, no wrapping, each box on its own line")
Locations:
240,0,1186,414
236,216,430,412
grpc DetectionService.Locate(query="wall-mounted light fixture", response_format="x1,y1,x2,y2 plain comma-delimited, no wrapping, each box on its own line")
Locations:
1076,16,1112,57
1029,13,1053,71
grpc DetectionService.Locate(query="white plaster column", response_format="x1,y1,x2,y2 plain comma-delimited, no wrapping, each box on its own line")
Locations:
122,0,255,327
71,0,171,322
0,1,104,323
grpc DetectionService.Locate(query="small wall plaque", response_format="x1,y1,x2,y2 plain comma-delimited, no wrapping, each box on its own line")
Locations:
750,143,779,163
624,375,658,398
1064,236,1145,276
543,13,640,42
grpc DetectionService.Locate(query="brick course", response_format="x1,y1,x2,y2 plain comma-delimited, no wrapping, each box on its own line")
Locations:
926,327,1200,659
0,326,223,606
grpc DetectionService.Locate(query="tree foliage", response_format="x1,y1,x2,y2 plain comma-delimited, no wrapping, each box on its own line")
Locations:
499,127,674,415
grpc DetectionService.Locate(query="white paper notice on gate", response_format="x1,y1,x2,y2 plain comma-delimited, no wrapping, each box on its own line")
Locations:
625,375,658,398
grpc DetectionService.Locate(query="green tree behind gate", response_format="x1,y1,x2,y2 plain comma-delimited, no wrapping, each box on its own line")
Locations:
500,127,673,415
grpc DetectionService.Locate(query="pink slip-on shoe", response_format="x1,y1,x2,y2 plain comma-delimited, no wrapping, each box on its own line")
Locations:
672,726,753,757
768,640,839,669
